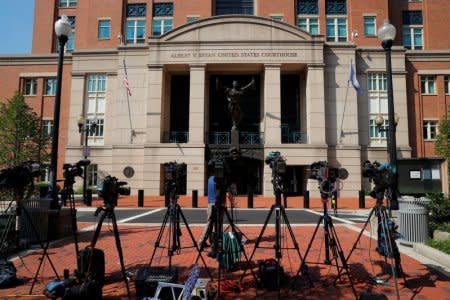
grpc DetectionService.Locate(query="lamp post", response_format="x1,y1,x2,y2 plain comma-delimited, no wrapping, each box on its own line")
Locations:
48,15,72,208
378,20,399,210
77,115,98,204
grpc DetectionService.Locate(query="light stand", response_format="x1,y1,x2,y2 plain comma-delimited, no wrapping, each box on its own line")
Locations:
378,20,399,211
77,115,98,204
48,15,72,209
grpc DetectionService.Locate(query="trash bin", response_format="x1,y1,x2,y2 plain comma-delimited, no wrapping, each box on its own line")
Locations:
19,197,52,243
398,196,430,244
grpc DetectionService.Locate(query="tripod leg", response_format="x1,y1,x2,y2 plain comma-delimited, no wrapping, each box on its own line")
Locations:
280,206,313,286
0,213,16,258
327,218,358,300
110,212,131,300
333,207,375,286
291,215,323,288
148,208,170,266
239,205,275,282
378,208,401,300
25,206,60,294
222,208,259,286
68,191,80,269
177,205,213,280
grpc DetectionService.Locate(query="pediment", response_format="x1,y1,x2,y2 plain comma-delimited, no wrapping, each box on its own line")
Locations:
151,15,320,44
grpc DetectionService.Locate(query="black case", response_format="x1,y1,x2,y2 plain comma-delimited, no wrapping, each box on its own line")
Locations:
77,247,105,286
135,266,178,298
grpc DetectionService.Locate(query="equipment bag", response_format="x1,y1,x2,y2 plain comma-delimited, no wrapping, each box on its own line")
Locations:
258,258,284,291
77,247,105,286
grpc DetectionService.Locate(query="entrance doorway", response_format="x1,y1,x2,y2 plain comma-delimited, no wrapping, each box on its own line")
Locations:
284,166,305,196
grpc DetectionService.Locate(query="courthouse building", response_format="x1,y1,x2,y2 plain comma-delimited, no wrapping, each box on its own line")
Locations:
0,0,449,196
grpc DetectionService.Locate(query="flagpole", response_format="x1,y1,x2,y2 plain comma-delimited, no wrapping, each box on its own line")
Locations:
339,78,350,143
123,59,135,143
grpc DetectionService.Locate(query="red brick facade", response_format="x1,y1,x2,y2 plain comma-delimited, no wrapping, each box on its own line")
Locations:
1,0,449,180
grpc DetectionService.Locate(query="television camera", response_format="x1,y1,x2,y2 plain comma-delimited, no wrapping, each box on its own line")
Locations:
63,159,90,180
0,161,41,191
362,160,396,203
265,151,286,193
164,161,186,193
97,175,130,207
308,161,348,198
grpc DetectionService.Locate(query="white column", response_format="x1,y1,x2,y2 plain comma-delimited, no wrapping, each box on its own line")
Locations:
146,64,163,143
188,64,206,144
306,64,326,144
263,64,281,145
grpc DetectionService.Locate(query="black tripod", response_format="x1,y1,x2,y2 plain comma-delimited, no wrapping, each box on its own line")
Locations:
241,187,312,290
196,175,258,299
148,181,211,278
89,202,131,299
335,201,406,300
292,194,358,299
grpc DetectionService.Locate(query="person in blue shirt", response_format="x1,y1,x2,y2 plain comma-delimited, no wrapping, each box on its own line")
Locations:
199,175,216,244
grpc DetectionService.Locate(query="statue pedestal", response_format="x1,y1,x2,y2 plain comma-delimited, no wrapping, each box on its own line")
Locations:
231,129,239,147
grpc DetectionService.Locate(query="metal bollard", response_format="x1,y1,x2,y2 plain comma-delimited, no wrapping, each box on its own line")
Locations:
165,190,170,207
358,190,365,209
138,189,144,207
86,189,92,207
248,190,254,208
304,190,310,208
192,190,198,208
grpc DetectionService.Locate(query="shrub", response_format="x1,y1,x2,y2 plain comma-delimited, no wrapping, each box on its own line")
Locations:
427,193,450,232
426,238,450,255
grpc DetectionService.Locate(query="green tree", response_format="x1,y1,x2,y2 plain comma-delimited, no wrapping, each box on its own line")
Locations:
0,92,51,167
435,116,450,187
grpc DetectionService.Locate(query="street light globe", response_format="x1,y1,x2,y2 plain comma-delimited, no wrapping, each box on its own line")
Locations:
55,15,72,38
378,20,396,42
375,114,385,126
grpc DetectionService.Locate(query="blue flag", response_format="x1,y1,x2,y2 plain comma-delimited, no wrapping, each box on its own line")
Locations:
349,61,361,93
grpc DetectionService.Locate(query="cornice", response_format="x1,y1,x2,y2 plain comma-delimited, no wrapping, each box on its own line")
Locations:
0,54,72,65
406,49,450,61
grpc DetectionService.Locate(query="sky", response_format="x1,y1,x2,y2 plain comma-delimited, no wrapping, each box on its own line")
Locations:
0,1,35,54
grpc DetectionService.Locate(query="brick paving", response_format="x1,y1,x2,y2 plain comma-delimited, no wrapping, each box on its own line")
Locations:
1,217,450,299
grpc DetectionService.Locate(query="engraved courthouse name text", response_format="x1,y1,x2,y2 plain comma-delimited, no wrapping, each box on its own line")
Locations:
170,51,298,58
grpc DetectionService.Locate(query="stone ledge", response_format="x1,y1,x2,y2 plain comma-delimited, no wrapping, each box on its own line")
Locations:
434,230,450,241
414,243,450,269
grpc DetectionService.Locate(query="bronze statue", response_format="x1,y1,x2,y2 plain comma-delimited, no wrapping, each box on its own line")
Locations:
218,78,255,130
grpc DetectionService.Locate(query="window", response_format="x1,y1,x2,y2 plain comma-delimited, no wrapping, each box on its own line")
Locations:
445,76,449,95
364,16,376,36
44,78,57,96
270,15,284,22
152,3,173,36
326,18,347,42
215,0,254,15
40,165,50,182
297,0,319,34
423,120,438,140
187,16,199,23
87,164,98,188
326,0,346,15
126,4,146,43
298,0,318,14
403,11,423,49
59,0,77,8
368,73,388,143
86,75,107,145
98,20,110,40
23,79,38,96
42,120,53,138
298,18,319,34
421,76,436,95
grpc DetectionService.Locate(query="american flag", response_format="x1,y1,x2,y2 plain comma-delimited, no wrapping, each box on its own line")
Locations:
123,59,132,96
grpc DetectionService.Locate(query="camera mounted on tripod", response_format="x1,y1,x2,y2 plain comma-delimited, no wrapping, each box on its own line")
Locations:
308,161,348,199
265,151,286,193
63,159,90,181
362,160,396,202
0,161,41,191
97,175,130,207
